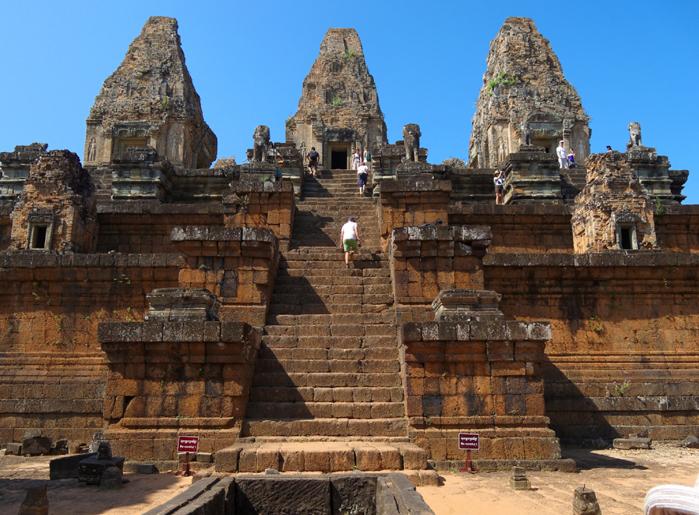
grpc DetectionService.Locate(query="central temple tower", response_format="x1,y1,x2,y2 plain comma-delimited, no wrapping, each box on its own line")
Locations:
468,17,590,168
286,28,387,169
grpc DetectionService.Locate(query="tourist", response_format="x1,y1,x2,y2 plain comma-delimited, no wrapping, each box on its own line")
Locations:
340,216,360,268
363,148,372,171
606,145,613,153
307,147,320,177
352,150,361,171
567,149,576,168
493,169,505,205
357,162,369,195
556,140,568,169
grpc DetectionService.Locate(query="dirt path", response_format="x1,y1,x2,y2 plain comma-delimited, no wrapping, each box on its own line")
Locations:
419,444,699,515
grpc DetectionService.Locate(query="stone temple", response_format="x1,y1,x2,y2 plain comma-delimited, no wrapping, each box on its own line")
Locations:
0,14,696,486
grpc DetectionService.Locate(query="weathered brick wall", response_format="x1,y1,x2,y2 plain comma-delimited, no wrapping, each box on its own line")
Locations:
378,178,451,248
389,225,491,306
100,320,259,460
96,202,222,253
448,204,573,254
400,317,563,463
172,226,279,325
224,179,295,248
483,253,699,441
655,208,699,253
0,253,181,446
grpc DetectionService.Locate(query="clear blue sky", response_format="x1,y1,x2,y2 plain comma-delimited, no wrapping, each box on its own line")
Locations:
1,0,698,201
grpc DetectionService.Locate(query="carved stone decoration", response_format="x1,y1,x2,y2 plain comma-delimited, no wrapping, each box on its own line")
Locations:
402,124,421,162
84,17,217,168
571,152,658,253
285,28,387,166
252,125,271,162
468,17,590,167
628,121,642,148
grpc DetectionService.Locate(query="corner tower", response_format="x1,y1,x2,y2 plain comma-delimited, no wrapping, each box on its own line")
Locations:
84,16,217,169
286,28,387,169
468,17,590,168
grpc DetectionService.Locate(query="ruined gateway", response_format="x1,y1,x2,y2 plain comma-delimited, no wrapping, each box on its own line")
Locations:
0,16,696,478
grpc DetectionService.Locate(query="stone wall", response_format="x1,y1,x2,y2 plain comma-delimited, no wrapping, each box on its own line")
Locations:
0,253,181,446
223,178,295,248
389,225,491,306
378,177,451,248
171,226,279,325
483,253,699,441
401,317,562,464
100,311,259,461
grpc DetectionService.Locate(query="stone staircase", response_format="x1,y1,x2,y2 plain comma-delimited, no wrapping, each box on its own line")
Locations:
216,170,431,478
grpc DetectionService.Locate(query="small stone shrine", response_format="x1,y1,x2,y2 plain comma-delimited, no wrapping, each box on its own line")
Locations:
78,442,125,486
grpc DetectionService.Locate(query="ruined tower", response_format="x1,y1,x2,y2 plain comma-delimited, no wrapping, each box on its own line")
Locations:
468,17,590,168
571,152,657,253
84,16,217,169
286,28,387,169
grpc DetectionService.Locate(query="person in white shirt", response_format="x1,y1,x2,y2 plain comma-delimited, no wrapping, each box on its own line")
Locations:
340,217,360,268
352,150,361,170
357,163,369,195
556,140,569,169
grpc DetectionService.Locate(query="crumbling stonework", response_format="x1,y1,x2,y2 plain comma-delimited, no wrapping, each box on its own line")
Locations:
85,16,217,169
571,152,657,253
9,150,96,253
468,17,590,168
99,288,260,460
286,28,387,167
0,143,48,199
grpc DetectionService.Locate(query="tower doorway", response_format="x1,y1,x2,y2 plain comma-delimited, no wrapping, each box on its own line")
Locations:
330,144,350,169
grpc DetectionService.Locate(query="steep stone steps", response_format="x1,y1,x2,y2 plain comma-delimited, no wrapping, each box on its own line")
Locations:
240,168,410,461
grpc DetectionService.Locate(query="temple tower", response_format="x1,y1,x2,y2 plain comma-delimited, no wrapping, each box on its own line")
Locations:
468,17,590,168
286,28,387,169
84,16,217,169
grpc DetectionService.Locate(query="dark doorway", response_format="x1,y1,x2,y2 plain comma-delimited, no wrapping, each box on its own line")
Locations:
331,149,348,169
620,227,633,250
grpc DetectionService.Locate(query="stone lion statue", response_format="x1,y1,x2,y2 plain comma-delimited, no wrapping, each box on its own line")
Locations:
402,123,421,162
252,125,271,162
628,121,642,147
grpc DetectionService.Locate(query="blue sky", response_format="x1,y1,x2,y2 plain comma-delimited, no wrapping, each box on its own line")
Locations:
1,0,698,201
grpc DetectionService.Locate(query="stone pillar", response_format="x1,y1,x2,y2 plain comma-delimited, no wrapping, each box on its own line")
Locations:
170,226,279,325
223,177,295,249
399,288,572,469
98,287,261,461
502,146,563,204
378,177,452,249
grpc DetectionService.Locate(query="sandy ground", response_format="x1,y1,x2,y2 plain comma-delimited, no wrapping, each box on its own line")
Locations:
419,444,699,515
0,455,192,514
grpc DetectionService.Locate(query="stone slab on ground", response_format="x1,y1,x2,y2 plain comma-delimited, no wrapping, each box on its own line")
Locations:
215,441,429,473
613,437,652,450
49,453,95,480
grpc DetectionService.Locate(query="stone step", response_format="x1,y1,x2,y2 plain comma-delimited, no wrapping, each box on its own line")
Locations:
241,417,408,438
251,372,402,388
279,259,385,271
277,268,390,278
274,275,391,287
268,303,393,316
266,312,394,325
255,358,401,374
269,293,394,306
249,386,403,403
257,345,399,361
264,325,395,337
260,334,396,349
214,441,428,473
246,401,405,419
